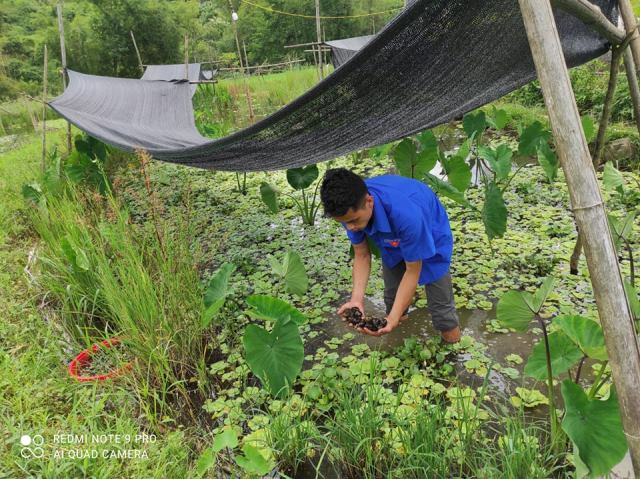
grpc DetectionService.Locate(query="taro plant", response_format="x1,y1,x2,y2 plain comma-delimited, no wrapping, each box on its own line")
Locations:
260,164,322,226
242,251,309,397
201,263,235,328
602,161,640,326
497,277,628,477
64,133,112,194
196,429,274,478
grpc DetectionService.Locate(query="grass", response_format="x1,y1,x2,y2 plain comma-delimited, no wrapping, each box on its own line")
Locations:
0,98,58,136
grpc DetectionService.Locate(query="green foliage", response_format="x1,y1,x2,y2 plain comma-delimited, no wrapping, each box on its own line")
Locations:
523,331,582,380
554,315,607,361
392,138,437,179
269,250,308,296
202,263,235,328
561,381,627,478
246,295,306,325
243,317,304,397
261,164,322,225
481,182,507,240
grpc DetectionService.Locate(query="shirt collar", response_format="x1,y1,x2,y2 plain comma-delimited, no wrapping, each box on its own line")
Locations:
364,191,391,235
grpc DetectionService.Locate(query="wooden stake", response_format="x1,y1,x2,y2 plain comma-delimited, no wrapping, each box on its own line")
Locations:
518,0,640,474
130,31,144,74
243,40,250,75
233,21,244,72
623,48,640,135
594,46,623,168
618,0,640,77
56,3,72,153
42,45,48,175
184,34,189,80
315,0,323,80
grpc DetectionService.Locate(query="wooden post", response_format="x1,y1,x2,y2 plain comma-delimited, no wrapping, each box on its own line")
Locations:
242,40,250,75
232,18,244,72
42,44,48,175
56,3,72,153
315,0,323,80
518,0,640,475
130,31,144,74
593,46,623,168
618,0,640,77
184,34,189,80
623,48,640,135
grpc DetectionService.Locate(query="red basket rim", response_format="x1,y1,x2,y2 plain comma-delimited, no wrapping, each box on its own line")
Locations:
68,337,133,382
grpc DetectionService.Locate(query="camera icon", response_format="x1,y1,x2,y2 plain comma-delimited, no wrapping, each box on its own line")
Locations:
20,434,45,459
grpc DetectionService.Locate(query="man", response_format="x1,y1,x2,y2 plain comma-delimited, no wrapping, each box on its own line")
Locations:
320,168,461,343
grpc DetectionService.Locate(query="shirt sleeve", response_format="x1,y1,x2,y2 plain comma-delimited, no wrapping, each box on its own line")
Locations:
342,223,366,245
397,208,436,263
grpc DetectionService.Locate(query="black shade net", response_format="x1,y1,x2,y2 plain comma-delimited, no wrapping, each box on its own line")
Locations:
49,0,617,172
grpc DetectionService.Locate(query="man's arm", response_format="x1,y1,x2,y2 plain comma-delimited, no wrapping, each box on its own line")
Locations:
337,240,371,318
363,259,421,337
351,240,371,303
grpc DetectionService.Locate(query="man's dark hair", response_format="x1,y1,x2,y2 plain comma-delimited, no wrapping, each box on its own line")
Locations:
320,168,368,217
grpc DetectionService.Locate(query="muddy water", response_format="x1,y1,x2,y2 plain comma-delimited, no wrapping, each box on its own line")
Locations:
311,297,538,393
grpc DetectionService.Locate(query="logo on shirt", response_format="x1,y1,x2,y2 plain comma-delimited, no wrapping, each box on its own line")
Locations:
384,238,401,248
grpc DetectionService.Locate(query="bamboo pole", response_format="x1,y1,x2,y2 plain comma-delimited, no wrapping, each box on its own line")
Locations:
42,45,48,175
518,0,640,474
553,0,625,44
130,31,144,74
618,0,640,77
593,46,623,168
623,48,640,135
56,3,72,153
315,0,323,80
184,34,189,80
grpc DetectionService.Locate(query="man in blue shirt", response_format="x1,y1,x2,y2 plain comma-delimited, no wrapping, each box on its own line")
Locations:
320,168,461,343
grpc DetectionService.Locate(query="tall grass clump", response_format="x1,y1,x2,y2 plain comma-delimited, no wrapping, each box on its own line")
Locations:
27,150,213,426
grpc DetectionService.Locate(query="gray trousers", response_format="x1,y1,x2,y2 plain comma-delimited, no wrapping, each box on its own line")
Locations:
382,262,459,332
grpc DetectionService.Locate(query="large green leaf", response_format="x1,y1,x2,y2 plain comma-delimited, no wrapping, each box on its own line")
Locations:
195,448,216,477
497,291,534,331
281,251,308,296
524,331,583,380
416,130,438,150
393,138,437,179
518,121,550,156
482,182,507,239
581,115,596,143
259,182,279,213
286,165,319,190
423,173,468,205
561,381,627,478
524,276,555,313
246,295,306,325
202,263,236,328
444,156,472,192
624,280,640,321
602,162,624,192
212,429,238,452
235,444,273,475
60,236,90,271
554,315,607,361
478,144,512,180
537,142,558,183
463,111,487,139
244,319,304,397
486,106,508,130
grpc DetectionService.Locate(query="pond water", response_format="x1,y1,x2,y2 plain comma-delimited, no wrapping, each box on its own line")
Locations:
311,297,537,395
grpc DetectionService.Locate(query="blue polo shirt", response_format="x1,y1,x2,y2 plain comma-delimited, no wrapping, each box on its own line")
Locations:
343,175,453,285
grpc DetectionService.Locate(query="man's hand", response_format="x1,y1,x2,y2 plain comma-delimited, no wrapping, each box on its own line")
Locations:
337,300,365,324
360,314,401,337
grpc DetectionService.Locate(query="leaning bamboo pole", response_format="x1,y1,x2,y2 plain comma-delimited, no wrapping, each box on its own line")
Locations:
618,0,640,77
622,48,640,135
56,3,72,154
518,0,640,475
